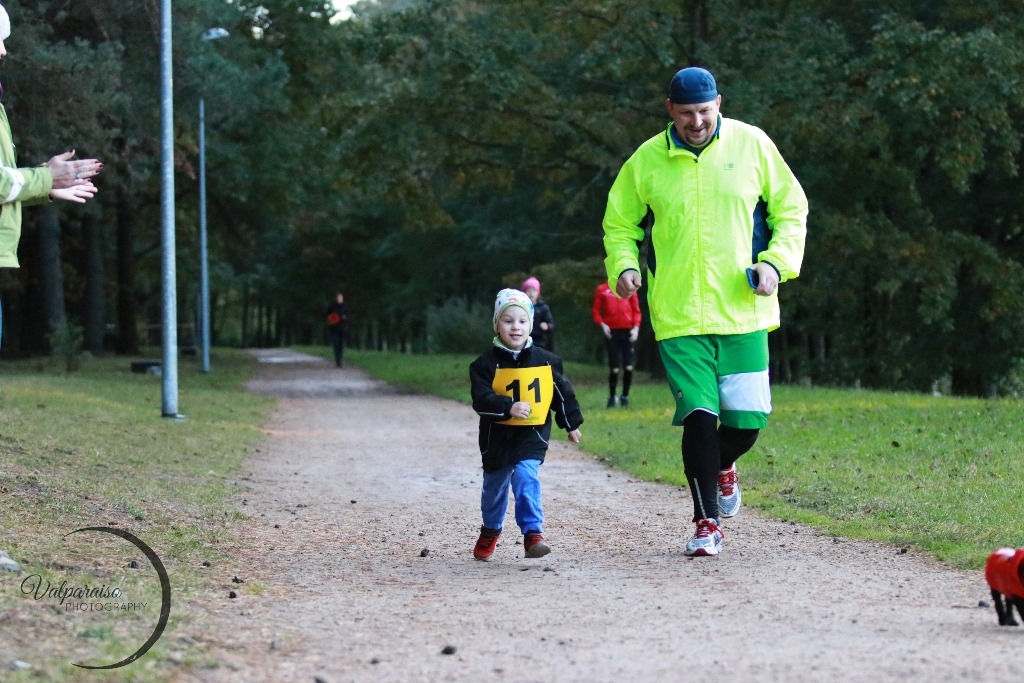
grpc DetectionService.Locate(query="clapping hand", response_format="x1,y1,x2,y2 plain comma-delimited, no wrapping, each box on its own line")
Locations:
50,181,97,203
46,150,103,191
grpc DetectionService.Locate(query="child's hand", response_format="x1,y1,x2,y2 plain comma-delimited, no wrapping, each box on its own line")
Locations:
567,429,581,443
510,401,532,420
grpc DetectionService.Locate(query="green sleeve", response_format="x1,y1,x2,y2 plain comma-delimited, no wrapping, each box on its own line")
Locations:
758,139,808,281
602,156,647,288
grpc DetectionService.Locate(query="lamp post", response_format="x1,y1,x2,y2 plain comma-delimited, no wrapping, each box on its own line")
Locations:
198,27,229,374
198,98,210,373
159,0,181,419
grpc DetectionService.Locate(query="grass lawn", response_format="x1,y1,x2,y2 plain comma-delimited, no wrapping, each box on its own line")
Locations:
329,347,1024,570
0,349,273,681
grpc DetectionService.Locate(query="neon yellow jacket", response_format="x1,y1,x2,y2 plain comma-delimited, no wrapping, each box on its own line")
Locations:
0,104,53,268
603,118,807,340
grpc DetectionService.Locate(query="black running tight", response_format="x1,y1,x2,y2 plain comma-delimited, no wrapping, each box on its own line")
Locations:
681,411,759,521
608,368,634,397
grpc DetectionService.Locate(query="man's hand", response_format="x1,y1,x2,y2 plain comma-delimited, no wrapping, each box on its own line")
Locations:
629,326,639,343
567,429,581,443
751,262,780,297
600,322,612,339
46,150,103,190
615,270,642,298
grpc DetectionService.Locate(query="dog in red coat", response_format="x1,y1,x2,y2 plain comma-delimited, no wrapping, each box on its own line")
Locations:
985,547,1024,626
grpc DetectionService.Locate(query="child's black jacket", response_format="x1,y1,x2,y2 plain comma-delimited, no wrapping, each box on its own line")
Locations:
469,345,584,473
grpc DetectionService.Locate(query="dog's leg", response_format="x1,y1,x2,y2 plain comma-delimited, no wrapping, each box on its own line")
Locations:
1011,596,1024,626
992,589,1014,626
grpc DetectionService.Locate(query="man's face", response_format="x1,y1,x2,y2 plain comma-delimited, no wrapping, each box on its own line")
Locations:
666,95,721,149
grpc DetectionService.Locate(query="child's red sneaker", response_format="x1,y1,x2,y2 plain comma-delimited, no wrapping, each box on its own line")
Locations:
524,531,550,558
473,527,501,560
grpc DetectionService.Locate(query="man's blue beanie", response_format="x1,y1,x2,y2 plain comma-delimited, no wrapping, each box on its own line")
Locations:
668,67,718,104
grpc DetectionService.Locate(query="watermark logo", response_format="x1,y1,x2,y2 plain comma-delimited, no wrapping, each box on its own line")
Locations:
18,527,171,669
20,574,124,606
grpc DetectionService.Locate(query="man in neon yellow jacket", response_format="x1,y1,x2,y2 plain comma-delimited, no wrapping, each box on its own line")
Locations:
603,67,807,557
0,1,102,350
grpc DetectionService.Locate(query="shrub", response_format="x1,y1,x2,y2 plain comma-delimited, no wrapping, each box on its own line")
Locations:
427,297,493,354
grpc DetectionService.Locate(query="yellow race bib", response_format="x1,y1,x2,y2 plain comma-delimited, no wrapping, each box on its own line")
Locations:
492,365,554,426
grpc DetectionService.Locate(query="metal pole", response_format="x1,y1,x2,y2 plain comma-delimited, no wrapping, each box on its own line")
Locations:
160,0,181,418
199,98,211,373
196,27,228,374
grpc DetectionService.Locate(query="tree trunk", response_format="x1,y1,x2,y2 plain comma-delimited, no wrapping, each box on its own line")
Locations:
256,297,266,346
813,333,826,364
210,287,217,347
241,285,250,347
689,0,710,61
772,329,792,383
950,366,982,397
116,192,139,354
276,305,286,346
84,214,105,354
36,203,66,333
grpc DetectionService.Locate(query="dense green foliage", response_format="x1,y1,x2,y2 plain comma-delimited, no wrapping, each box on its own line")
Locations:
2,0,1023,396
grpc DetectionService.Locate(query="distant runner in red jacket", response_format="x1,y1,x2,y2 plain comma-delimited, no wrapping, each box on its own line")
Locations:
592,282,642,408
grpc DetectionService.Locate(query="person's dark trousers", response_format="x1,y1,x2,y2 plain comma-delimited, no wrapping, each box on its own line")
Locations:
621,368,633,397
328,327,346,367
605,330,634,399
607,367,633,399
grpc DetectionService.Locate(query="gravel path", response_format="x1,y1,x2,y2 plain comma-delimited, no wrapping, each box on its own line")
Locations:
190,349,1024,682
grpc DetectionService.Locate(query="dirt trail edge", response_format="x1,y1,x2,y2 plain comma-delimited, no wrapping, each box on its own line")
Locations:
191,349,1022,683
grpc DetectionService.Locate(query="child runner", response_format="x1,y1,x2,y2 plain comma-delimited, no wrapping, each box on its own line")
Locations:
521,276,555,350
469,288,583,560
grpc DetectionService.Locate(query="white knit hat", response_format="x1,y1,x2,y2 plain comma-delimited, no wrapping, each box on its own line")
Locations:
492,288,534,333
0,4,10,41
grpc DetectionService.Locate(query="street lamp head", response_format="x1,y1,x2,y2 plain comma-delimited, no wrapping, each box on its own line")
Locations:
202,27,229,41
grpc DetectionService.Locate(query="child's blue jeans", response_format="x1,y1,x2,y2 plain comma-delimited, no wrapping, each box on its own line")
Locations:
481,458,543,534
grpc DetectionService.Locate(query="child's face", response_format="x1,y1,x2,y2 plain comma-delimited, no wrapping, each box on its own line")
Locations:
497,305,531,350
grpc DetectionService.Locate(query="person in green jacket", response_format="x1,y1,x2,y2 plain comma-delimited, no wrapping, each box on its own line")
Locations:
0,2,103,351
602,66,807,557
